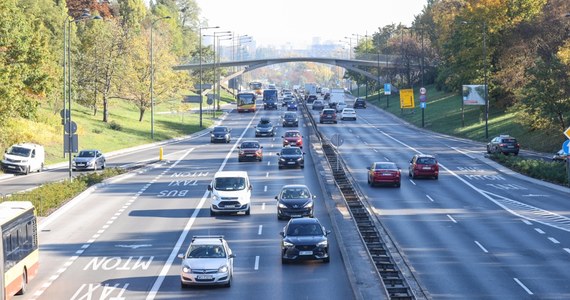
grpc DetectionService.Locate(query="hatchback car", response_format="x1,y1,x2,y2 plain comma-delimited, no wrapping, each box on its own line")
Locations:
307,95,318,103
319,109,337,124
276,185,315,220
312,100,325,110
287,101,298,111
210,126,231,143
277,146,305,169
282,112,299,127
367,161,401,187
335,101,347,112
408,154,439,179
487,135,520,155
353,98,367,109
255,118,276,137
340,108,357,121
237,141,263,162
178,236,235,287
280,217,330,263
72,149,106,171
282,96,294,107
282,130,303,148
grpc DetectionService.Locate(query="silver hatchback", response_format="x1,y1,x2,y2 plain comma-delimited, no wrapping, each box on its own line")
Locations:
178,236,235,287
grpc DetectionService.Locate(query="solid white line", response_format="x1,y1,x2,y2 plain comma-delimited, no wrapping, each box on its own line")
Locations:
563,248,570,254
447,215,457,223
548,237,560,244
522,219,532,225
474,241,489,253
534,228,545,234
258,225,263,235
254,256,260,270
426,195,434,202
514,278,533,295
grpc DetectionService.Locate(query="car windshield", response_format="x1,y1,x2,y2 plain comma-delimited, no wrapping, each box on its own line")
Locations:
501,138,517,143
78,151,96,157
374,163,397,170
286,223,323,236
7,146,31,157
241,142,259,149
417,158,436,164
281,187,311,199
284,113,296,119
258,123,272,128
281,148,302,155
213,127,228,133
285,132,300,137
214,177,246,191
187,245,226,258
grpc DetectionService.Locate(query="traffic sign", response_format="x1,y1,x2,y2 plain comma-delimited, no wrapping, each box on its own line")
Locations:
64,121,77,134
64,134,78,153
564,126,570,140
419,95,427,103
420,102,426,109
563,140,570,154
420,87,427,95
384,83,391,95
59,109,70,119
331,133,344,147
182,95,203,103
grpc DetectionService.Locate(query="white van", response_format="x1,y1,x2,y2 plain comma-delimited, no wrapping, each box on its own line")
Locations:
1,143,45,175
208,171,252,216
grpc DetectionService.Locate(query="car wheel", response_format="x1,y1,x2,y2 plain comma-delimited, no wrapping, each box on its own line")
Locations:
396,182,401,188
486,145,491,154
181,282,189,289
225,275,232,287
24,166,30,175
93,163,98,171
300,165,304,169
238,158,242,162
245,207,250,216
434,175,438,180
323,257,330,263
101,162,105,169
281,258,289,264
16,271,27,295
210,209,216,216
39,163,44,173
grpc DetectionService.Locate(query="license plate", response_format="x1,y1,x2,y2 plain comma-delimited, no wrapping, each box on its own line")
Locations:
422,167,431,170
196,275,213,280
247,154,254,157
292,215,302,218
234,204,241,208
288,162,296,164
382,173,391,176
8,166,15,169
508,146,514,148
299,251,313,255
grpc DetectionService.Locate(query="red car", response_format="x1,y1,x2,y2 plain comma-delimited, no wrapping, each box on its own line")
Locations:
282,130,303,148
237,140,263,162
408,154,439,179
367,162,401,188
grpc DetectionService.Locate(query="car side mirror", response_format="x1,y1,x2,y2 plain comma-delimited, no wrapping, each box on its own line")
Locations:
276,153,280,156
275,196,278,200
229,253,236,258
249,185,252,191
326,230,331,235
260,146,263,149
279,232,285,237
281,136,284,138
237,146,241,149
177,253,184,259
302,152,306,155
207,185,212,191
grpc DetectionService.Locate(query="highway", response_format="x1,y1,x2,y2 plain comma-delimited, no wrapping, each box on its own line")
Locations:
17,104,356,300
308,97,570,299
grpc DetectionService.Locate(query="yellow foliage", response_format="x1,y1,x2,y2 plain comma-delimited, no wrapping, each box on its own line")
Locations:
558,41,570,66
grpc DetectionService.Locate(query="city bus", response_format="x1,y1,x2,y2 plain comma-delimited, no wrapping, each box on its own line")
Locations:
236,91,257,113
0,201,38,299
248,82,263,95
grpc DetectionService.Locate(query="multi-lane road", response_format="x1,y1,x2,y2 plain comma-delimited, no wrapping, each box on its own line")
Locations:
3,94,570,299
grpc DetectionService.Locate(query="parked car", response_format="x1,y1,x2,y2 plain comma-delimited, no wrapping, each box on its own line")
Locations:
276,185,315,220
487,135,520,155
237,140,263,162
340,108,357,121
255,118,276,137
319,109,337,124
282,112,299,127
312,100,325,110
178,236,235,287
72,149,106,171
552,149,568,162
282,130,303,148
408,154,439,179
367,161,401,187
353,98,366,109
277,146,305,169
280,217,330,263
210,126,231,143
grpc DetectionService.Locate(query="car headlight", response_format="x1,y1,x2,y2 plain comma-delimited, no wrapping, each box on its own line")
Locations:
212,195,220,202
182,266,192,273
218,265,229,273
239,151,245,155
296,157,303,161
256,129,261,132
278,202,287,208
279,158,286,162
210,134,215,137
72,161,77,166
317,240,328,247
87,160,95,166
283,241,294,248
303,201,313,208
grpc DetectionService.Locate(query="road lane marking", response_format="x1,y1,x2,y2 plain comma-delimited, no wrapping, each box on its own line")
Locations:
474,241,488,253
548,237,560,244
258,225,263,235
426,195,434,202
447,215,457,223
534,228,545,234
266,172,269,178
522,219,532,225
373,149,378,152
564,248,570,254
264,185,267,192
262,203,266,210
267,161,271,166
409,179,416,186
514,278,533,295
254,256,260,270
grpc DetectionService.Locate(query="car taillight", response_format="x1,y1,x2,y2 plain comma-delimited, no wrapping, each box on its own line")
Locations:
499,143,506,147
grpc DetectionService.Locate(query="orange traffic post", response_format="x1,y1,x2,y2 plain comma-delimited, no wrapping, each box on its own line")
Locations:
159,147,163,161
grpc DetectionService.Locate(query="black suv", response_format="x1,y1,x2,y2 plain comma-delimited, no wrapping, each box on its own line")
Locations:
280,217,330,263
282,112,299,127
276,184,315,219
487,135,520,155
264,99,278,110
255,118,276,137
277,146,305,169
319,109,337,124
353,98,366,109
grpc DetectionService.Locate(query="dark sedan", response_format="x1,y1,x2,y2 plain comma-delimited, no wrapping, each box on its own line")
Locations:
287,101,298,111
282,112,299,127
210,126,231,143
277,146,305,169
367,161,401,187
276,185,315,219
353,98,367,109
280,217,330,263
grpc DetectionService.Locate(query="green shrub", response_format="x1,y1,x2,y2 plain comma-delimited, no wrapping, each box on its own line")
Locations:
108,121,122,131
92,128,103,134
490,154,568,185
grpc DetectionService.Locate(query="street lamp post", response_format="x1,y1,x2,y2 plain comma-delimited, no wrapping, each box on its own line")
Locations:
216,35,233,110
205,31,231,116
199,26,220,127
150,16,171,140
63,10,101,180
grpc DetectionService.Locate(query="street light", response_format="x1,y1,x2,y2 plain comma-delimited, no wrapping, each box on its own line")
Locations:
63,9,101,180
199,25,220,128
150,15,171,140
216,35,233,110
462,20,488,139
204,31,231,115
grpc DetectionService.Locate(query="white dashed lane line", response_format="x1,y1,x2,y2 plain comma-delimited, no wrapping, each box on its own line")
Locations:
254,256,260,270
258,225,263,235
447,215,457,223
514,278,534,295
426,195,434,202
474,241,489,253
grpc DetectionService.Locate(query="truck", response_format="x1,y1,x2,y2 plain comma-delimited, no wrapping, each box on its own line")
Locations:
329,88,346,108
262,89,278,110
1,143,45,175
304,83,318,99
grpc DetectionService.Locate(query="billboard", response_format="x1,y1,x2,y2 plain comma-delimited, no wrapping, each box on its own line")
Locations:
462,85,486,105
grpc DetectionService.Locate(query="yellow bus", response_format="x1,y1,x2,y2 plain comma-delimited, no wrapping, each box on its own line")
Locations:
248,82,263,95
0,201,38,299
236,91,257,113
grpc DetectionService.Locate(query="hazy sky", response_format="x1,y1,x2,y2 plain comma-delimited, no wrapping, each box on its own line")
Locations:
195,0,428,48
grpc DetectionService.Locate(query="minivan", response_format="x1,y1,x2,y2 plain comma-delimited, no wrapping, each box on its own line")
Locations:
1,143,45,175
208,171,252,216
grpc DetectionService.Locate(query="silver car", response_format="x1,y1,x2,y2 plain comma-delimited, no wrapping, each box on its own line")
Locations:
72,149,106,171
178,236,235,287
